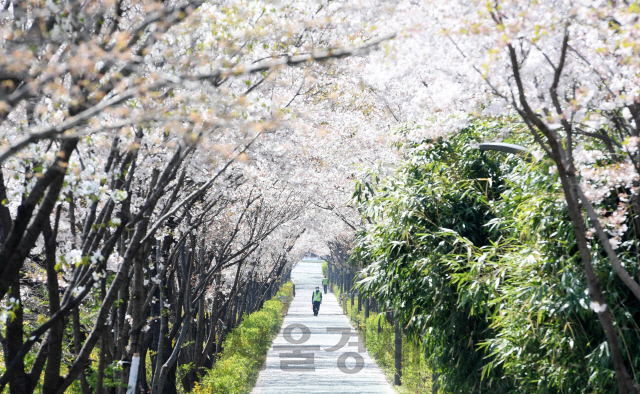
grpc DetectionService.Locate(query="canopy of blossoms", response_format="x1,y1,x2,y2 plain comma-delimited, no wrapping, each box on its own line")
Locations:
2,0,640,392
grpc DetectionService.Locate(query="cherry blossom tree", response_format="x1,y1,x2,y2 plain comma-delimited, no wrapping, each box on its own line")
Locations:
7,0,640,390
0,0,396,391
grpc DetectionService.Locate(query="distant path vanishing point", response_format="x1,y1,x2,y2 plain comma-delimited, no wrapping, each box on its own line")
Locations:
252,261,395,394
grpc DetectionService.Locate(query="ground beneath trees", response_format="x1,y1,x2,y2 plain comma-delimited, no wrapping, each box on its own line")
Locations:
252,261,394,394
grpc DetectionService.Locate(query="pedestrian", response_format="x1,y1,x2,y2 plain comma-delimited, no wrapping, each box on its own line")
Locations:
312,286,322,316
322,276,328,294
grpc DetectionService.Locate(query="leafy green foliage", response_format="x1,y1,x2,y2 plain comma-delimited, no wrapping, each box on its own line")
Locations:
353,126,510,392
352,124,640,393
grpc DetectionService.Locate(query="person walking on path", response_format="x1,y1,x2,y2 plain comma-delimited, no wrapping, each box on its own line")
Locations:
322,276,328,294
312,286,322,316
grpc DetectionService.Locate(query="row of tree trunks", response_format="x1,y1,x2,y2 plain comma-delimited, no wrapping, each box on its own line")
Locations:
0,126,304,393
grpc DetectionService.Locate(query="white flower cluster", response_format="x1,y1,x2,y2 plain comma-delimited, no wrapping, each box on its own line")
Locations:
580,162,638,205
589,301,608,314
110,189,128,203
59,249,84,268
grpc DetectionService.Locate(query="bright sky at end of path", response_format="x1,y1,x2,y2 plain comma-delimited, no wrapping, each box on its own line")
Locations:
252,261,395,394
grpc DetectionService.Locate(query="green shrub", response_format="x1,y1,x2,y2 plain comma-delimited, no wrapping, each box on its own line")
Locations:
192,282,293,394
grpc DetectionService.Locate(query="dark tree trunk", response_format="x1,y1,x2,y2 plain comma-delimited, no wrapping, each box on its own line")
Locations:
5,275,31,394
42,217,63,394
121,253,144,394
72,307,91,394
0,170,12,244
559,169,636,393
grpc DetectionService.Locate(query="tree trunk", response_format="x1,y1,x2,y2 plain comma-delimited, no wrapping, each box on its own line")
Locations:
42,218,63,394
121,253,144,394
72,307,91,394
560,170,637,394
5,275,30,394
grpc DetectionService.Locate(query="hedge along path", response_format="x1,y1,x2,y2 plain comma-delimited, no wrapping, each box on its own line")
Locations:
252,261,394,394
192,282,294,394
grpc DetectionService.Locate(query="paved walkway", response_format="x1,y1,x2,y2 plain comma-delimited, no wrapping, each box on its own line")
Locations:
252,261,395,394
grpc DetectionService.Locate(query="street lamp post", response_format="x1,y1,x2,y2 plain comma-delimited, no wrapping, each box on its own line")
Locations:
478,142,532,162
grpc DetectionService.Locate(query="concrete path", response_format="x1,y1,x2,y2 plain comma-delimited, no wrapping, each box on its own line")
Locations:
252,261,395,394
